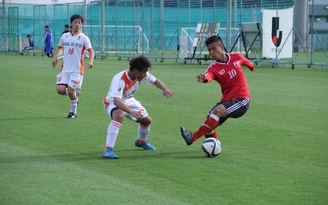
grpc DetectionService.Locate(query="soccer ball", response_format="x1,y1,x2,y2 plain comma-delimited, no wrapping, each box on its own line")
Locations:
201,137,221,158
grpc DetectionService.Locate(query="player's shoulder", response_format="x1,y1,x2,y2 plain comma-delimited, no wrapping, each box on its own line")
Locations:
113,70,126,78
79,32,87,36
79,32,90,38
208,60,219,68
79,33,91,43
111,71,126,85
205,62,217,74
113,70,129,82
61,32,71,38
228,52,244,60
144,71,156,82
229,51,242,56
145,71,155,77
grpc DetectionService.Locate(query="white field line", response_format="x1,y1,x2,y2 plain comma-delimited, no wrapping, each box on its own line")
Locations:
0,141,188,205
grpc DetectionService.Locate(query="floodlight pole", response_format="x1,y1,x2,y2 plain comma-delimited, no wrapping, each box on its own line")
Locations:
234,0,237,29
160,0,164,51
102,0,105,53
310,0,314,65
227,0,232,50
83,0,87,33
2,0,7,52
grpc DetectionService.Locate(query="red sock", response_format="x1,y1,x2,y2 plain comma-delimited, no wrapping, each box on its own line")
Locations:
205,130,217,139
192,114,219,142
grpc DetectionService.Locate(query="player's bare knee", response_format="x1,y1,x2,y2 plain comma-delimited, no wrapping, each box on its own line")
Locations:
213,105,227,118
56,85,66,95
140,116,151,126
57,89,66,95
112,110,124,122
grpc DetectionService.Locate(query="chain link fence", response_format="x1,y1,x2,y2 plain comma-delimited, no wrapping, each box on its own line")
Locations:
1,0,327,67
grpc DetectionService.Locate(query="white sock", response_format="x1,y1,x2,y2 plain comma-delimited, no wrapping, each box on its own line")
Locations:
70,99,78,113
138,124,150,141
106,121,121,148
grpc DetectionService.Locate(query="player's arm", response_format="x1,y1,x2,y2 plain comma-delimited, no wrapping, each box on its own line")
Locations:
87,48,94,68
197,66,215,83
239,54,255,71
52,35,64,68
84,36,94,68
113,97,142,119
153,79,173,98
51,46,63,68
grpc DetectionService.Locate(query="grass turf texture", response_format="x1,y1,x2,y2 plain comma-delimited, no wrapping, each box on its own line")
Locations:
1,54,327,204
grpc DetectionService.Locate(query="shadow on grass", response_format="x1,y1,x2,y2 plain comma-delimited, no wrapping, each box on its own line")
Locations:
115,149,205,159
0,149,205,164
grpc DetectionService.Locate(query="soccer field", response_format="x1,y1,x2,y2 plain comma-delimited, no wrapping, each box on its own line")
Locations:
1,54,327,204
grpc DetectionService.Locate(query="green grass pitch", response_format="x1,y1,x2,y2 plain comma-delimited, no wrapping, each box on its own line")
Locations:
1,54,327,204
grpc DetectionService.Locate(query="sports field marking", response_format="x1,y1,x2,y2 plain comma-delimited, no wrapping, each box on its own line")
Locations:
0,141,189,204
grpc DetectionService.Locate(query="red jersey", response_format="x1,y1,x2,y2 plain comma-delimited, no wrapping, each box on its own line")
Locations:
205,52,254,102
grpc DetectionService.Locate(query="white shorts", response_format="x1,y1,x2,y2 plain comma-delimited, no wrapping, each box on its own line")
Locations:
56,72,84,90
104,97,148,122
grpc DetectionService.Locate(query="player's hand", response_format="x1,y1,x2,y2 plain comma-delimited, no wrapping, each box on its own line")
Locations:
52,59,58,68
132,111,143,121
163,89,173,98
88,62,93,68
196,73,206,83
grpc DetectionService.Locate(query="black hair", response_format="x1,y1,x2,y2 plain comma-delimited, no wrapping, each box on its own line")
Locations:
64,24,69,28
27,34,30,38
45,25,49,28
205,35,224,47
129,56,152,72
70,14,84,24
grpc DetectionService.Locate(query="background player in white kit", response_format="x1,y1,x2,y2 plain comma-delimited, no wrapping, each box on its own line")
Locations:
52,14,94,118
103,56,173,159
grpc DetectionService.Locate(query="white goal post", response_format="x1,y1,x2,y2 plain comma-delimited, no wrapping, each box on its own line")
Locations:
83,25,149,53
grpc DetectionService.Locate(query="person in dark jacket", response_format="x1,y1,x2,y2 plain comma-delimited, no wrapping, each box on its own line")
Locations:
61,24,70,35
19,34,34,55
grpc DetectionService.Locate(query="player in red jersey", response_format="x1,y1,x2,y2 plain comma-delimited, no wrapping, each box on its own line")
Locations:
180,35,255,146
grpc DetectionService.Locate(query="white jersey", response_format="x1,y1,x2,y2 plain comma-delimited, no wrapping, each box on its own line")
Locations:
57,31,92,75
105,70,157,103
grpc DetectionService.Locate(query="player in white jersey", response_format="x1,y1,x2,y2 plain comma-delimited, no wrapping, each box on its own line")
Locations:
52,14,94,119
103,56,174,159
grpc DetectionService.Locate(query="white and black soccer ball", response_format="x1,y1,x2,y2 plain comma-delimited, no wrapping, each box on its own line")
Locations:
201,137,221,158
